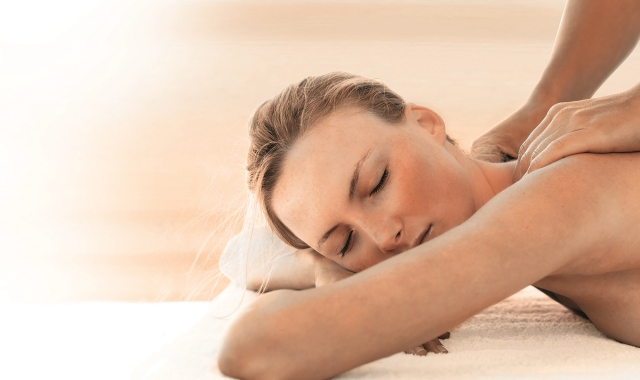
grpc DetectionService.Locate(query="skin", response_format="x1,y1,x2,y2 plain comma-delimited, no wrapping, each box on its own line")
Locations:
273,105,510,273
514,83,640,180
471,0,640,163
219,105,640,380
242,0,640,357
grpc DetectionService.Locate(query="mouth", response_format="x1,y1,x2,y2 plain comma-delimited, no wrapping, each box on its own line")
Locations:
416,224,433,247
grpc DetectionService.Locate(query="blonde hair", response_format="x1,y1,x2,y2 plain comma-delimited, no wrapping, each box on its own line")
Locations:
246,72,453,250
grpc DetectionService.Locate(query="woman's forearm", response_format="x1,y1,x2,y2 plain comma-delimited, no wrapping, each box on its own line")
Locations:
220,159,604,380
529,0,640,107
246,249,317,291
247,248,355,291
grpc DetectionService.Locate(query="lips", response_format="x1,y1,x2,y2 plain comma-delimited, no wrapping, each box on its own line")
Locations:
416,224,433,247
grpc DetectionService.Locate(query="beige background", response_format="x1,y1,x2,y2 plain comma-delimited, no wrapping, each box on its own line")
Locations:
1,0,639,301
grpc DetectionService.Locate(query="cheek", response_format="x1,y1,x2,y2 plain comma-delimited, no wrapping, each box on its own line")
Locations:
351,247,388,272
338,236,388,272
404,152,475,227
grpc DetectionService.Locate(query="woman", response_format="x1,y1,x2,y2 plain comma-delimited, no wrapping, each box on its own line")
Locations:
218,72,640,380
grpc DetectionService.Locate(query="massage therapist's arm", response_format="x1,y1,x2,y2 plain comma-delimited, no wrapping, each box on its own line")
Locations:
514,82,640,180
219,158,612,379
472,0,640,162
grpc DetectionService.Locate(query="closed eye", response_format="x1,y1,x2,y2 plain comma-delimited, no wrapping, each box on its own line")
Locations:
370,168,389,196
340,168,388,257
340,230,353,257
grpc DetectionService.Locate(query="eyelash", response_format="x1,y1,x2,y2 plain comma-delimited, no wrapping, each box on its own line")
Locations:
340,230,353,257
340,168,389,257
370,168,389,196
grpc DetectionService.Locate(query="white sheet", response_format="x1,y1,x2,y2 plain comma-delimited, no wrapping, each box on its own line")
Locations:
0,301,211,380
4,286,636,379
134,285,640,379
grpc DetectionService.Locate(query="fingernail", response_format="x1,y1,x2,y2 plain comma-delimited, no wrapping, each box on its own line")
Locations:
437,345,448,354
416,347,427,356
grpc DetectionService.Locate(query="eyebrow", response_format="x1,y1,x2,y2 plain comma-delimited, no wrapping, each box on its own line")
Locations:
317,147,373,250
349,147,373,200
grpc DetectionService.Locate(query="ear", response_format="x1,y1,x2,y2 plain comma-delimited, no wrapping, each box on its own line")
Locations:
405,103,446,146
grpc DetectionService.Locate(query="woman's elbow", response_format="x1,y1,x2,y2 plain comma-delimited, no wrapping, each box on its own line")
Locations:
217,291,299,380
218,309,271,379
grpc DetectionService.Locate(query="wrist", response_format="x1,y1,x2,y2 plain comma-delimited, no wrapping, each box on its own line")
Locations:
494,101,551,147
303,249,329,286
288,249,323,289
524,89,561,117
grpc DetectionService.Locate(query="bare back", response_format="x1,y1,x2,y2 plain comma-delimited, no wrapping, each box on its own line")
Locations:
531,152,640,345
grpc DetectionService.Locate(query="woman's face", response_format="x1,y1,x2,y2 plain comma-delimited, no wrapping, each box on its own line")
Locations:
271,105,478,272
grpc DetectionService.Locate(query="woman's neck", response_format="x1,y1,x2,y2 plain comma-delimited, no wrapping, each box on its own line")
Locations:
445,142,517,211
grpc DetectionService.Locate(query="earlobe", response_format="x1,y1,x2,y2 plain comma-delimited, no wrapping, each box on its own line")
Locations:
406,104,447,145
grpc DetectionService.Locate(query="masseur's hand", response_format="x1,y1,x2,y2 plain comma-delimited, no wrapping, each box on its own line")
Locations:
314,253,451,356
471,102,549,163
514,84,640,180
473,0,640,163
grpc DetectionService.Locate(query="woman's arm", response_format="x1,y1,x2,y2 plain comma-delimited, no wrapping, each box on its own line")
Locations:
472,0,640,162
246,237,450,356
219,157,611,379
246,249,317,291
246,248,356,291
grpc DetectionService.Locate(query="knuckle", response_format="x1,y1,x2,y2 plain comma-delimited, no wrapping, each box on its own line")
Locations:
571,110,596,131
554,105,573,118
517,142,529,158
530,144,544,159
518,145,527,160
548,102,567,115
547,102,579,123
547,137,566,150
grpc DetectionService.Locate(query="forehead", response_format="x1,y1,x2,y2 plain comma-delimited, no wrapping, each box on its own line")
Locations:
271,109,392,246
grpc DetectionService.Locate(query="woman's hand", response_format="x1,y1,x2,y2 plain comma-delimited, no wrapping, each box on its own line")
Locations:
313,253,451,356
404,332,450,356
313,252,355,287
514,84,640,180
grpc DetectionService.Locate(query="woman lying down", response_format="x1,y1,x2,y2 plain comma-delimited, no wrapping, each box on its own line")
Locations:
218,72,640,380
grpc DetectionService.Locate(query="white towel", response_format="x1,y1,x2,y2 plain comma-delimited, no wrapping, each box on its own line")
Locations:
134,285,640,379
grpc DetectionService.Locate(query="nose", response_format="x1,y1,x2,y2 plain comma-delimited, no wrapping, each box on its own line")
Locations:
369,217,404,255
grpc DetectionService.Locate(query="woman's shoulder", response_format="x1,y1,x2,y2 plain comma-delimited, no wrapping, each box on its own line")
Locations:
471,152,640,276
520,152,640,193
500,152,640,236
484,151,640,227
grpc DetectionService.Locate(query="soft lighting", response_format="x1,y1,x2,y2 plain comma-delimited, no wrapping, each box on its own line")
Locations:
0,0,102,45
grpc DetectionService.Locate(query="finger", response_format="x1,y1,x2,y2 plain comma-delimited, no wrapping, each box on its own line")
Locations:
524,126,565,173
525,129,590,175
404,345,428,356
438,332,451,340
515,108,559,177
515,120,563,181
424,339,448,354
515,131,542,179
518,113,551,157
